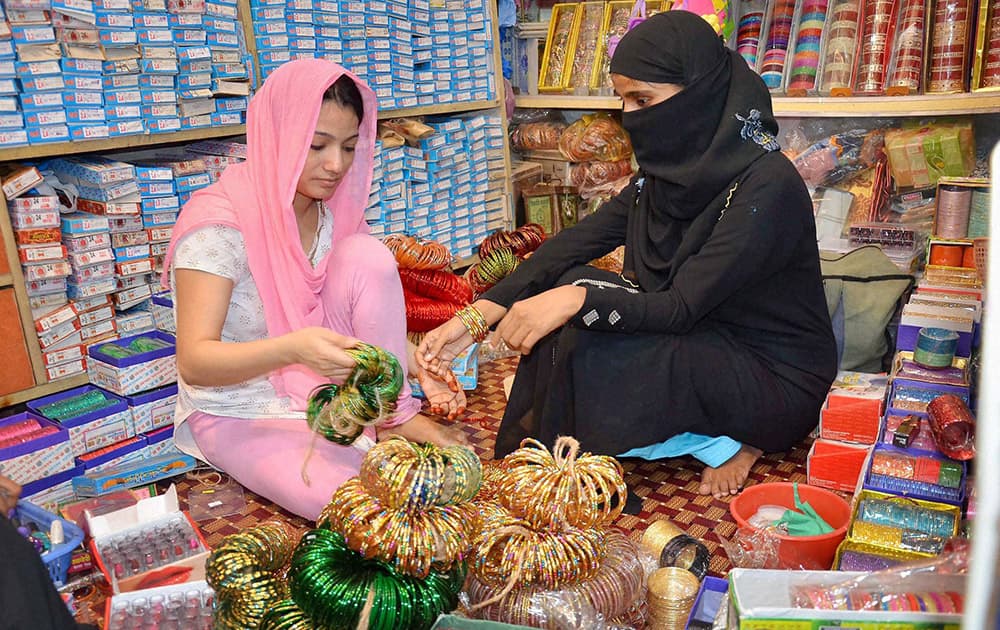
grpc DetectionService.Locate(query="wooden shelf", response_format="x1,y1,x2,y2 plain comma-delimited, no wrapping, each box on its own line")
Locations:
0,373,88,409
0,100,502,164
0,125,247,162
378,99,501,120
515,92,1000,117
0,272,11,288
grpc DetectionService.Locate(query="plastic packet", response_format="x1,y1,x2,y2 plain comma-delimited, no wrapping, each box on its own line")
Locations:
792,540,968,612
477,332,520,364
558,114,632,163
511,122,568,151
791,128,884,187
570,160,634,197
720,526,784,569
528,590,635,629
187,481,246,521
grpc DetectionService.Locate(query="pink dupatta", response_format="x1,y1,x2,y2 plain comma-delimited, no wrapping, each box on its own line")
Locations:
162,59,378,410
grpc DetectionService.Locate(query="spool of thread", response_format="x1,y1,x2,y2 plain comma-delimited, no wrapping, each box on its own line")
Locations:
926,394,976,460
935,185,973,239
640,520,710,580
966,189,990,238
913,327,959,369
961,246,976,269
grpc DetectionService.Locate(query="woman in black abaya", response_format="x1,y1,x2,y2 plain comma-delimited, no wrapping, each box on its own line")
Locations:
417,11,837,498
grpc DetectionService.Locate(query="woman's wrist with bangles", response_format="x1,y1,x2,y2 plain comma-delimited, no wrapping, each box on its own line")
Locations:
455,300,506,343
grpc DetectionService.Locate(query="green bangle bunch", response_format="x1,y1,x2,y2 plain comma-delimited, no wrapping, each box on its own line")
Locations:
267,528,465,630
306,342,404,446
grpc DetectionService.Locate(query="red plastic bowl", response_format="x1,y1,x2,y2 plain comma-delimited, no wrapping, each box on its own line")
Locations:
729,482,851,570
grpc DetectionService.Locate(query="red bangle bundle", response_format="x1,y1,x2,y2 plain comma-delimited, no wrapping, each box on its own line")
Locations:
400,268,473,332
383,234,452,270
478,224,546,260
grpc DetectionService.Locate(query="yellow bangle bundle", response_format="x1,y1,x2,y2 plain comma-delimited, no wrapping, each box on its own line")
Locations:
497,437,628,530
358,436,482,511
205,522,298,630
321,477,480,578
455,304,490,343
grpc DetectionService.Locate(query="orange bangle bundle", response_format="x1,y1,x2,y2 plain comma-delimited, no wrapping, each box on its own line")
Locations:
383,234,452,270
478,224,546,260
321,477,480,579
497,437,628,530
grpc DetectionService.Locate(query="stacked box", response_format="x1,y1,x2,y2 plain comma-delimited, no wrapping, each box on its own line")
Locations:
248,0,493,111
364,139,384,236
27,384,135,457
184,137,246,182
0,412,74,485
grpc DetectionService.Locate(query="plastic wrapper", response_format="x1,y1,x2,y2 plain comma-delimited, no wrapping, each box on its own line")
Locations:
463,529,646,628
973,0,1000,89
812,186,855,241
557,114,632,163
570,160,633,195
886,0,927,93
926,394,976,460
540,4,579,92
477,332,521,364
853,0,899,95
735,0,767,69
594,1,634,91
720,526,785,570
820,0,862,94
511,122,567,151
791,128,884,187
793,541,968,612
568,2,605,91
926,0,974,93
759,0,797,89
786,0,831,94
510,109,568,126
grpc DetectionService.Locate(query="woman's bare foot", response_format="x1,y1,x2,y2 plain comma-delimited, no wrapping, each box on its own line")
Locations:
699,444,763,498
378,413,470,447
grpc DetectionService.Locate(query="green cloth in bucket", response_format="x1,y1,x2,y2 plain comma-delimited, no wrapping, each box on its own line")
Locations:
775,483,835,536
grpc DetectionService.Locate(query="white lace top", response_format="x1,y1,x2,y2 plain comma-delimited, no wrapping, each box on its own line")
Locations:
170,207,333,426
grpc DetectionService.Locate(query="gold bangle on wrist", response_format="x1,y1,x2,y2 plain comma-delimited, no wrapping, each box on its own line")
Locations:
456,304,489,343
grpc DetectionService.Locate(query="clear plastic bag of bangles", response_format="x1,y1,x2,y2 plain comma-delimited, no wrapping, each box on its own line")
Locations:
478,331,520,364
790,538,969,614
527,591,636,629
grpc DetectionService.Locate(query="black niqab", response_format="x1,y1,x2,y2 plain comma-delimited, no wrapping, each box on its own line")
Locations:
610,11,780,292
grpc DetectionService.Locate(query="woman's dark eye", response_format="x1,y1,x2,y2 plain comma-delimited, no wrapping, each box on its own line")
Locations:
310,144,325,151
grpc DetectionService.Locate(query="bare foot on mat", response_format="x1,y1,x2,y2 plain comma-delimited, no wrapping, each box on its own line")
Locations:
378,413,470,448
699,444,763,499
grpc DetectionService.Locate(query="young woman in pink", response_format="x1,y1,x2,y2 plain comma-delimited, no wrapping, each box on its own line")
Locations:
163,60,465,520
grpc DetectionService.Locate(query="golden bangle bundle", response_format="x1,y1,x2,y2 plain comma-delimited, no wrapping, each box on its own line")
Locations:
455,304,490,343
473,461,509,503
358,436,483,511
470,507,606,589
204,522,298,630
498,437,628,529
320,477,480,578
465,529,645,626
258,599,313,630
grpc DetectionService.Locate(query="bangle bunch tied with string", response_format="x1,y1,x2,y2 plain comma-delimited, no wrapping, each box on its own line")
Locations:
263,437,483,630
465,436,643,625
306,342,403,446
466,224,546,297
205,522,298,630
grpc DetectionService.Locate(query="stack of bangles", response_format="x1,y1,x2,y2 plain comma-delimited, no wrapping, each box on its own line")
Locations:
205,523,297,630
456,304,489,343
321,478,480,578
795,586,963,613
356,436,483,510
465,529,645,625
497,437,628,530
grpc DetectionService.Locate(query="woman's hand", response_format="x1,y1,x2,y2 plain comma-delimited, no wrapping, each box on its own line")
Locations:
415,317,471,379
415,364,467,421
0,475,21,514
496,285,586,354
417,300,507,379
281,327,360,382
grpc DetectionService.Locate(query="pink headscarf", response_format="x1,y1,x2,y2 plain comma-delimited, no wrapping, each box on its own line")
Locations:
162,59,378,409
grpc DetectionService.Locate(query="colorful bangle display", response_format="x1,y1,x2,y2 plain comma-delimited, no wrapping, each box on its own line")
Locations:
497,437,627,530
795,586,964,613
306,342,403,446
320,477,479,579
357,436,483,511
455,304,490,343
